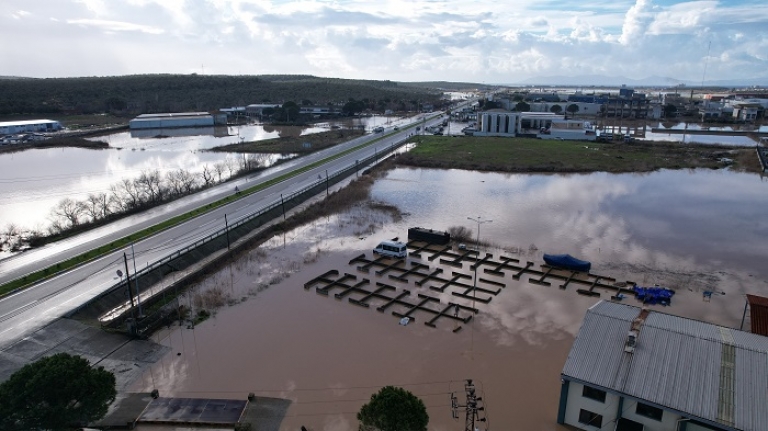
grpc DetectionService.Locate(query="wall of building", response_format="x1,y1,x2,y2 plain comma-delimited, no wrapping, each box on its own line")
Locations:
129,116,214,129
474,112,518,137
563,381,683,431
619,398,682,431
563,381,620,430
0,121,62,135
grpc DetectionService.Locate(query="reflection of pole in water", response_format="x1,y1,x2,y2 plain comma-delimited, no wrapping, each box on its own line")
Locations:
467,216,492,362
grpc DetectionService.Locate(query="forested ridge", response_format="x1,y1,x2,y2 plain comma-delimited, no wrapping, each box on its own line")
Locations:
0,74,445,116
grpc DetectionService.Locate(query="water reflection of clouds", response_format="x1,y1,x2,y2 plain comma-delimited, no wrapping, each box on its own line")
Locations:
480,285,598,347
374,168,768,280
0,146,233,228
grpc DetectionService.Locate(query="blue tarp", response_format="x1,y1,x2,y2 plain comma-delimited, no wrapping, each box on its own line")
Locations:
633,285,675,306
543,254,591,272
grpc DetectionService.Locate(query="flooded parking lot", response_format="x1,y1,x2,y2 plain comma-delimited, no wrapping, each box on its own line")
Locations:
130,166,768,430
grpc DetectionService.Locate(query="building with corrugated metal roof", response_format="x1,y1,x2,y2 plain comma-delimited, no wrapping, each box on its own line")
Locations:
559,301,768,431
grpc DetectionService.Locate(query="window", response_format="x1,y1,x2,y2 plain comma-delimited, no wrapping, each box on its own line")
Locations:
636,402,663,421
582,386,606,403
578,409,603,428
616,417,644,431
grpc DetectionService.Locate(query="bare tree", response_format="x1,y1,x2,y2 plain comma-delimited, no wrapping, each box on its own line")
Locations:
225,157,238,178
112,178,143,210
201,165,215,186
50,198,85,229
83,193,111,222
136,169,163,203
0,224,20,251
179,169,198,193
166,170,186,196
213,162,226,183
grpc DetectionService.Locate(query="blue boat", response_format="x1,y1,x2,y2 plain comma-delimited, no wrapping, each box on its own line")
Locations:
543,253,591,273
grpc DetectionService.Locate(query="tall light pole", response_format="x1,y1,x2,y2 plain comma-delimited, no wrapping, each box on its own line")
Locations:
467,216,492,289
467,216,491,361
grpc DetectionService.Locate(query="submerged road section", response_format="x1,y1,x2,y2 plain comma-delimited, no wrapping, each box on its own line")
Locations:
0,113,450,350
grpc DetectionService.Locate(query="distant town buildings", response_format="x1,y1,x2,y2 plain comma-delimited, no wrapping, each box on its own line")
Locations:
486,87,767,124
559,301,768,431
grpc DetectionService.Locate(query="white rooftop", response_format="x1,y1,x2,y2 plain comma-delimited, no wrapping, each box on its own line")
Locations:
134,112,210,119
563,301,768,431
0,119,60,127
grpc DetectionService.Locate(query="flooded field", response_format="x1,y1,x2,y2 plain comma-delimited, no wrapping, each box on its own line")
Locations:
130,166,768,430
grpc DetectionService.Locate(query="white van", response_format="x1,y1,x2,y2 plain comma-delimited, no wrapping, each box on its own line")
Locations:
373,240,408,258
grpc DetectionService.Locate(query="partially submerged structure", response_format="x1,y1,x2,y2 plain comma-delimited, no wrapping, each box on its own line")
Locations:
559,301,767,431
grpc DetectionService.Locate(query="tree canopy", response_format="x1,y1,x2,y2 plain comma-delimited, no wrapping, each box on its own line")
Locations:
550,104,563,114
514,101,531,112
0,74,443,116
0,353,117,431
357,386,428,431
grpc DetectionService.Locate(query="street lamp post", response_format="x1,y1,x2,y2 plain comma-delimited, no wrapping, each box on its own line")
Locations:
466,216,491,361
467,216,492,289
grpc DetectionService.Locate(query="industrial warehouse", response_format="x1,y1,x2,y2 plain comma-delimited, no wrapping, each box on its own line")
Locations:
0,119,63,135
559,301,768,431
128,112,227,129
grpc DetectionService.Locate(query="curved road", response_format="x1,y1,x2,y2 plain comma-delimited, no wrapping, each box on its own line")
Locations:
0,111,452,349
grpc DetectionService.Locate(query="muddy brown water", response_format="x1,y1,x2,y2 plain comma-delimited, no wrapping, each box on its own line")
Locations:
130,167,768,431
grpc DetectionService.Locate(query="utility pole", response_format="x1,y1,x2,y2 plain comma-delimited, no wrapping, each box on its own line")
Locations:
131,243,143,317
451,379,486,431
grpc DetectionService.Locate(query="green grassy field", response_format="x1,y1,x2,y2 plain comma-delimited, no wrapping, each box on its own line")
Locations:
398,136,757,173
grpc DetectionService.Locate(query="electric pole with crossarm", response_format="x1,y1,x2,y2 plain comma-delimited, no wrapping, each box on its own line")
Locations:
451,379,487,431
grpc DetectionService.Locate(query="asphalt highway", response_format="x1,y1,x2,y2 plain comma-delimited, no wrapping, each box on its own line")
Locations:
0,112,450,349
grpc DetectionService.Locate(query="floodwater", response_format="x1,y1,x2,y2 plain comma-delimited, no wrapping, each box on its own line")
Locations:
0,117,401,231
645,122,763,146
130,166,768,430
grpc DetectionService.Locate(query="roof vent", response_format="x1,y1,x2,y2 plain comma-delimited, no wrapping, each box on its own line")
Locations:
624,330,638,353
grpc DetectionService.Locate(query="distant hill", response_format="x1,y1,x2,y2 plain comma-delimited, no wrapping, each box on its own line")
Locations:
516,74,768,88
0,74,444,116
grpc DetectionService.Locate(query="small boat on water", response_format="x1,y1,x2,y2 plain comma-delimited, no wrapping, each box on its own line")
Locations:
543,253,591,273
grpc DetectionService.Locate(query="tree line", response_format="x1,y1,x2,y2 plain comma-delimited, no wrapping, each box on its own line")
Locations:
0,154,272,253
0,74,443,117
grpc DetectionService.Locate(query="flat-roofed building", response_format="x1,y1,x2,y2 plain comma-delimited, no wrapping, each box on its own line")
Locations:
0,119,63,135
129,112,214,129
559,301,768,431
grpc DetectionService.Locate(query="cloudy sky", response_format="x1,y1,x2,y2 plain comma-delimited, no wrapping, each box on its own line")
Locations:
2,0,767,83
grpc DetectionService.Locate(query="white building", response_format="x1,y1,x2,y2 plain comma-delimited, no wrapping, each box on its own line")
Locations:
559,301,768,431
475,111,595,140
0,119,63,135
730,103,760,122
129,112,216,129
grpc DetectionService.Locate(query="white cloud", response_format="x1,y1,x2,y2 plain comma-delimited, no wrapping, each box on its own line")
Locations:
0,0,766,82
67,18,164,34
11,10,30,19
619,0,658,45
